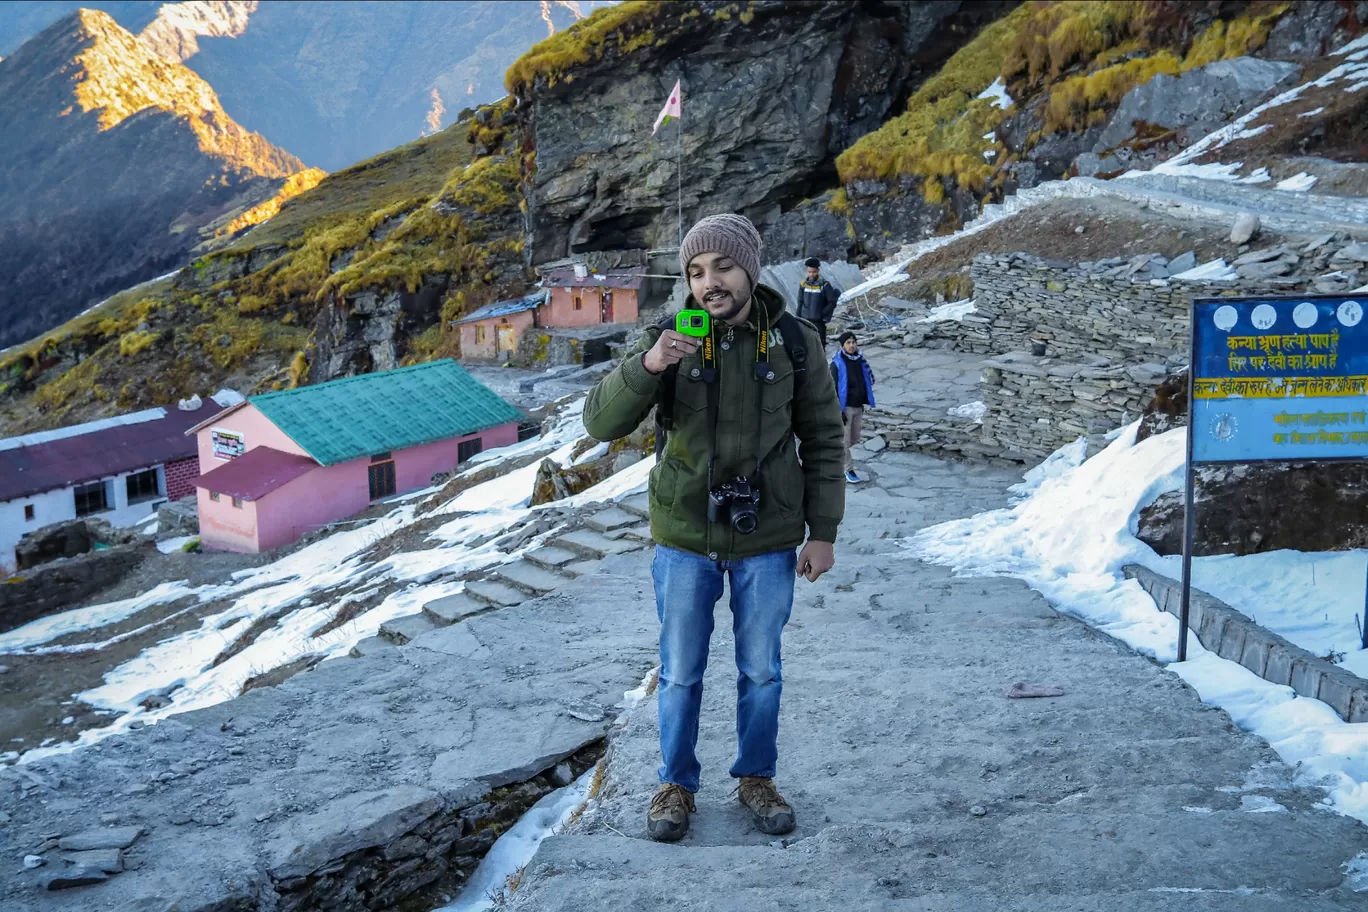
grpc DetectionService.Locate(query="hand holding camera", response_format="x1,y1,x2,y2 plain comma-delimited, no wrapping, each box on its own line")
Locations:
643,330,700,375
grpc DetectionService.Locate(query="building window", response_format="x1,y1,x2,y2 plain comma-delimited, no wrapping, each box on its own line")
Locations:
457,438,483,464
368,460,396,500
209,491,221,501
126,468,161,504
74,481,109,517
573,294,583,311
476,324,486,344
24,504,35,521
371,452,392,462
232,496,243,509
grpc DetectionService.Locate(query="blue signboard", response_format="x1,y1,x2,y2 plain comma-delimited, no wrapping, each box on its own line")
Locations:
1191,295,1368,464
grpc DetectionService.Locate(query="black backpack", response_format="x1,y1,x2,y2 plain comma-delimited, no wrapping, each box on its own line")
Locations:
653,311,812,456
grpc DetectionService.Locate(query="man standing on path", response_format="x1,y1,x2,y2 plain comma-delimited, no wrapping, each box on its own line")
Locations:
797,257,840,348
830,330,876,484
583,214,846,844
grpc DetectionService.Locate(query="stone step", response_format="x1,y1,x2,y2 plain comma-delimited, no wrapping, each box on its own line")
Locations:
554,528,643,560
463,579,528,608
605,523,652,543
564,560,601,578
378,613,436,646
617,492,650,519
348,635,396,659
526,545,581,572
422,592,493,626
495,560,569,595
584,507,641,533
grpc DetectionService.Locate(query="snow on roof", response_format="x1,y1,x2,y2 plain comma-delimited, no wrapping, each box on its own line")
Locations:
0,407,167,452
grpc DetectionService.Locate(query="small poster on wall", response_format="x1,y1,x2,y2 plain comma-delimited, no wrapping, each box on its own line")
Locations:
211,428,245,460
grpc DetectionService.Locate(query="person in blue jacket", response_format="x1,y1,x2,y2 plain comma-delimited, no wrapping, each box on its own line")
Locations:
830,330,875,483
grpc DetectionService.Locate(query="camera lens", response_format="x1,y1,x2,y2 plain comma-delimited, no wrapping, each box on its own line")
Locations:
732,509,758,535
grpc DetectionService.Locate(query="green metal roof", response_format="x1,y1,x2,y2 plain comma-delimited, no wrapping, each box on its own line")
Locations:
249,360,523,467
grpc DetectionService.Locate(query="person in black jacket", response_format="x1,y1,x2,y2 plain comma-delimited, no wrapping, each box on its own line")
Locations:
797,257,839,348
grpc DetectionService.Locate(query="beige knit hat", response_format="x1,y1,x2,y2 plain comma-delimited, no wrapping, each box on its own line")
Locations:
679,213,763,288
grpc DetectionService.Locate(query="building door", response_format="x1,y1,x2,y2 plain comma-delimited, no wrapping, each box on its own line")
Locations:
601,290,614,323
497,322,516,353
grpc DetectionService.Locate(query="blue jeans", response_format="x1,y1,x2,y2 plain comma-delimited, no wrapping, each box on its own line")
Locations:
651,545,797,793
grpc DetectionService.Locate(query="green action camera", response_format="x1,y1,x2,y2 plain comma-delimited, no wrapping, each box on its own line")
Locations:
675,309,710,338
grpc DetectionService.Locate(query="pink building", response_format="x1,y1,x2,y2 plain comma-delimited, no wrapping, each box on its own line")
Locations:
457,267,644,361
187,360,522,553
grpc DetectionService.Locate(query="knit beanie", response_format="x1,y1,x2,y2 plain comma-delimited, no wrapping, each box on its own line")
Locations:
680,213,763,288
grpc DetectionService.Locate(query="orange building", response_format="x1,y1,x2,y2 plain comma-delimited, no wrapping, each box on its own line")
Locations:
457,268,644,361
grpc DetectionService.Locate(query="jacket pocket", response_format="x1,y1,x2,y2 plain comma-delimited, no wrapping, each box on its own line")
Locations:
760,437,803,519
649,457,680,517
758,363,801,519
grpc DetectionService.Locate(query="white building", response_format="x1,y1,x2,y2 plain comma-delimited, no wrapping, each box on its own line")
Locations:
0,392,242,572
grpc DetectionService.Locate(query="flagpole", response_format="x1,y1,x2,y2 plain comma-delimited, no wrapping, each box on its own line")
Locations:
676,78,683,248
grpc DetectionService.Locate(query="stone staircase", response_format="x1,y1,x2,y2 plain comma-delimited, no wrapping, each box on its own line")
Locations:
369,492,652,648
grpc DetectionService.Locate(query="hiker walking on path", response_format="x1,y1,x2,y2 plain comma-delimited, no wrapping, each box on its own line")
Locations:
797,257,840,348
583,214,846,844
830,330,875,484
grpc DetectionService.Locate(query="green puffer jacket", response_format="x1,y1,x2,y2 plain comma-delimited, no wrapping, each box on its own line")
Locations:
583,285,846,560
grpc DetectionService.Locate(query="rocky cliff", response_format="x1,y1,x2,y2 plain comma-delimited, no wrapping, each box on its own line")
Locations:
0,8,311,350
517,0,1012,264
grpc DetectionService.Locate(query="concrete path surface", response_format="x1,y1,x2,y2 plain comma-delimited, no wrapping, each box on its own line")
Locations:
508,450,1368,910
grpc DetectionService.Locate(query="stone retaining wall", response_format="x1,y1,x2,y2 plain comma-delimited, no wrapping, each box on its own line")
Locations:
960,254,1316,459
1125,564,1368,723
978,353,1170,461
0,543,152,634
969,252,1313,363
513,327,629,368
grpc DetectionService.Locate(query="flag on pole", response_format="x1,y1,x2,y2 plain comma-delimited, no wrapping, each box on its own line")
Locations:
653,79,681,135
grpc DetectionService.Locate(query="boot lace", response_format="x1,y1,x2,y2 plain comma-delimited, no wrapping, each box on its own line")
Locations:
738,776,787,811
651,783,695,815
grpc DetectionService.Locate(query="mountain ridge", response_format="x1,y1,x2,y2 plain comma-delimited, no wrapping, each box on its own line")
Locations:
0,7,312,350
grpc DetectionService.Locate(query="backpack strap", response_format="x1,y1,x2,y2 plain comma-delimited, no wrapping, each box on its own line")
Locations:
778,311,810,400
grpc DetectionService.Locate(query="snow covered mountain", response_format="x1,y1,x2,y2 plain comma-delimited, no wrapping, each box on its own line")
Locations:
0,1,616,170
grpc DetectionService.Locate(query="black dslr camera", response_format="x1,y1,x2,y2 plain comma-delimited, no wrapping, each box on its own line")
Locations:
708,477,761,535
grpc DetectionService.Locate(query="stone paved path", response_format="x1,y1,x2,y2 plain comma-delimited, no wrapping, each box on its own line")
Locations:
508,450,1368,910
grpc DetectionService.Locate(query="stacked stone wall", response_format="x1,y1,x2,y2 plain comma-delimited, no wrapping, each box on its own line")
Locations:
962,254,1314,459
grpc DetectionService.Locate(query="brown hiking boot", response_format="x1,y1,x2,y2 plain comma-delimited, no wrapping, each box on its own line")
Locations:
737,776,796,835
647,783,695,842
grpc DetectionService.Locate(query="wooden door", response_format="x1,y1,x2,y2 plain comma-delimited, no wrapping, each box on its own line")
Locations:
601,290,614,323
497,323,516,352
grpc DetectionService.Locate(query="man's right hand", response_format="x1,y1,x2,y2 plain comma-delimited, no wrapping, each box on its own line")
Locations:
643,330,701,375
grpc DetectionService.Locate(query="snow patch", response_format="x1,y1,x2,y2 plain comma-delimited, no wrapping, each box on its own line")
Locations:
0,581,196,652
976,77,1013,110
1275,172,1318,192
156,536,198,555
439,768,595,911
1172,258,1238,281
919,299,977,323
907,426,1368,826
1298,106,1326,118
947,400,987,423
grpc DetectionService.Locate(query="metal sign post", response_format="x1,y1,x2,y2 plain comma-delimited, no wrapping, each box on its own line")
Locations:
1181,293,1368,661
